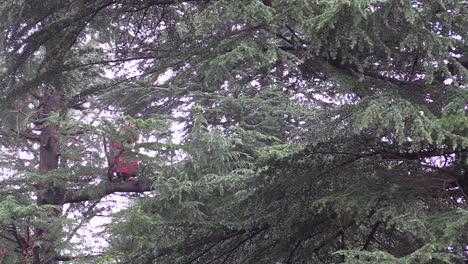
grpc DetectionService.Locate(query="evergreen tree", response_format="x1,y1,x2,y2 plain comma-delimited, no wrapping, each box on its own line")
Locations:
0,0,466,263
0,1,194,262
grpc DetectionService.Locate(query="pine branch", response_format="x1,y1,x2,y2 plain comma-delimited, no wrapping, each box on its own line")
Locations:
182,240,222,264
64,200,101,244
205,224,270,264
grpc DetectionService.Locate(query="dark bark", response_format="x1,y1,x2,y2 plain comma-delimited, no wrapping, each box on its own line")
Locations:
54,254,102,261
33,88,63,264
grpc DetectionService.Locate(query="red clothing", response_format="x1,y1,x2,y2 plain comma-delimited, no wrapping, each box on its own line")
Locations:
110,134,139,176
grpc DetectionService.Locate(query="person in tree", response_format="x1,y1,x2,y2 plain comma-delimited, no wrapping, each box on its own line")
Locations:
109,124,139,181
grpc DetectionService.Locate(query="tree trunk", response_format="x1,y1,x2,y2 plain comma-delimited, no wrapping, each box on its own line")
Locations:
33,88,63,264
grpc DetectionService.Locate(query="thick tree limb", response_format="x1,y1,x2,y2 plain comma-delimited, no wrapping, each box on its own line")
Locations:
55,254,102,261
64,179,155,204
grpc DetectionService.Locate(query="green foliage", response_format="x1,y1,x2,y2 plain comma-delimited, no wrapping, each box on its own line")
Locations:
0,0,466,263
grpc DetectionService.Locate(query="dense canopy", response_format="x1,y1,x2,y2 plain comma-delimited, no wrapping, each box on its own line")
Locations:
0,0,466,263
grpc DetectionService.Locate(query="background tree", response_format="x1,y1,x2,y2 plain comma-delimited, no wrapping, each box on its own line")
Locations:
0,0,467,263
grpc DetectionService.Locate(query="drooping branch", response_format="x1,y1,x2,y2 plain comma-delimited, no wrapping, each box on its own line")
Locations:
150,223,270,263
64,200,101,244
205,224,271,264
64,179,155,204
